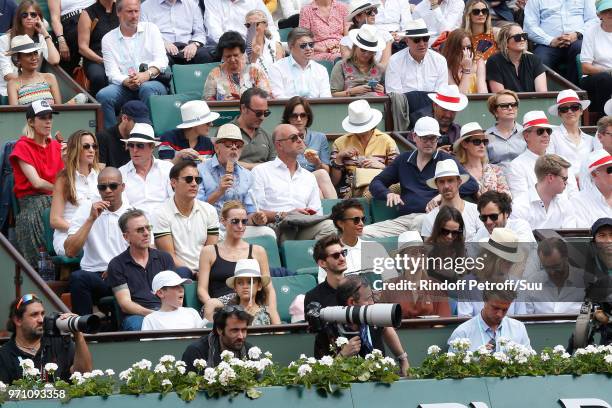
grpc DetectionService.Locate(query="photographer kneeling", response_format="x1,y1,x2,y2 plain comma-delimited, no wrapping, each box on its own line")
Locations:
0,294,93,384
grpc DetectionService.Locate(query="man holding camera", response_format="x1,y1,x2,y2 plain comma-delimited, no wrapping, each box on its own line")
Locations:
0,295,92,384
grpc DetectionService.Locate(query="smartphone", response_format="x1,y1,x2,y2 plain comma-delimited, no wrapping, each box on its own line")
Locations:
367,79,378,91
476,39,493,54
305,208,317,215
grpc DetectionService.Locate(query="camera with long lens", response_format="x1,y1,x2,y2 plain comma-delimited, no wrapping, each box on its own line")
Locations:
42,312,101,337
572,301,612,351
306,302,402,336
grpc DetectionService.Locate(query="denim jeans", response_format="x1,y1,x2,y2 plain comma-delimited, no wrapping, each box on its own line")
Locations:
96,81,167,128
69,270,112,316
122,314,144,331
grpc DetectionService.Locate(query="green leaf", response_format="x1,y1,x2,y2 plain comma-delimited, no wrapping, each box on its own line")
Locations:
246,388,262,399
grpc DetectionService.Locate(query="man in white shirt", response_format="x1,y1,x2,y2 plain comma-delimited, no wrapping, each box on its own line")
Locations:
385,19,448,94
375,0,412,37
524,238,584,315
579,117,612,190
154,161,220,275
252,124,337,241
507,110,578,198
269,28,331,99
97,0,169,128
473,190,535,242
573,149,612,228
65,167,130,316
119,123,174,218
511,154,577,229
204,0,278,45
412,0,464,46
421,159,481,241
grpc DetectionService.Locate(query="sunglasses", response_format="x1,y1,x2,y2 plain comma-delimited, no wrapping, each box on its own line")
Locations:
607,167,612,174
134,224,153,234
16,293,39,310
97,182,121,191
496,102,519,110
220,140,244,149
558,104,582,114
531,128,552,136
468,138,489,146
441,228,463,238
343,216,366,225
290,112,308,120
246,106,271,118
365,8,378,15
411,36,430,44
82,143,98,150
298,42,315,50
509,33,528,42
327,249,348,260
127,142,148,149
479,213,500,222
278,133,305,143
471,7,489,15
244,21,266,28
463,45,473,51
180,175,203,184
556,174,568,183
229,218,249,225
21,11,39,18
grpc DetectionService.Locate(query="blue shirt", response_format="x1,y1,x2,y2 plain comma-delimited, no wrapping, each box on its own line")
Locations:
158,128,215,160
297,129,331,172
197,155,256,214
447,312,531,352
368,150,479,215
524,0,598,46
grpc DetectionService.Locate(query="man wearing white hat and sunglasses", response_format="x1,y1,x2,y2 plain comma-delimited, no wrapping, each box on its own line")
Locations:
385,19,448,94
365,117,478,238
119,123,173,217
159,100,218,163
572,150,612,228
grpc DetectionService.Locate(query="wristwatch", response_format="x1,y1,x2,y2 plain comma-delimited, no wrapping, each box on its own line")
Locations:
189,41,203,48
396,352,408,362
576,32,583,41
148,67,159,79
274,212,285,225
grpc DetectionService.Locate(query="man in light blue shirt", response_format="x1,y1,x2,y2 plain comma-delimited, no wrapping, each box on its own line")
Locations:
523,0,598,85
448,289,531,352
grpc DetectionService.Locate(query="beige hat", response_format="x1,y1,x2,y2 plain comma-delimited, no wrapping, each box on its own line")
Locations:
122,123,161,146
213,123,243,143
453,122,488,152
425,159,470,189
349,24,384,52
402,18,433,38
6,35,41,56
176,100,220,129
342,99,383,133
347,0,379,21
479,228,525,263
226,259,270,289
547,89,590,117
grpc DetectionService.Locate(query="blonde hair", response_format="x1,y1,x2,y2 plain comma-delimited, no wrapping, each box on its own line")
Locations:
461,0,492,36
496,23,523,59
58,130,101,206
534,154,571,182
221,200,246,219
456,132,488,165
244,9,272,40
22,121,35,138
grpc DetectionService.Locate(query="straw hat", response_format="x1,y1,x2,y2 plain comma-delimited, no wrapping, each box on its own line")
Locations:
176,100,220,129
213,123,243,143
402,19,433,38
479,228,525,263
226,259,270,288
342,99,383,133
426,159,470,189
347,0,379,21
586,149,612,174
547,89,590,117
452,122,488,152
428,84,468,112
349,24,384,52
521,110,557,131
122,123,161,146
6,35,41,56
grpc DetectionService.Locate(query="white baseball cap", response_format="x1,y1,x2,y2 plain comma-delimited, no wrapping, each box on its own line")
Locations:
414,116,441,137
152,270,193,293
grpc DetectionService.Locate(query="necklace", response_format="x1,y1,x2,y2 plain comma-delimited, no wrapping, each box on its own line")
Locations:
16,340,39,354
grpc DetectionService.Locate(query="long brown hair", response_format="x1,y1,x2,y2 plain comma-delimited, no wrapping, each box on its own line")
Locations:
10,0,43,38
58,130,100,206
441,29,471,86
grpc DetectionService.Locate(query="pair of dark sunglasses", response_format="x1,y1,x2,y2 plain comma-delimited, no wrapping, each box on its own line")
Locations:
411,36,430,44
298,42,315,50
279,133,305,143
531,128,552,136
82,143,98,150
220,140,244,149
134,225,153,234
246,106,271,118
558,104,582,114
179,176,202,185
97,182,120,191
471,7,489,15
496,102,519,110
479,213,500,222
342,216,366,225
365,8,378,16
468,138,489,146
290,112,308,120
229,218,249,225
127,142,148,149
509,33,528,43
327,249,348,260
441,228,463,238
21,12,38,18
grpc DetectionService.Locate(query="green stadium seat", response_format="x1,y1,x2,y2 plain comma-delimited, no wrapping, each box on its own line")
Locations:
148,93,197,135
0,95,8,105
279,27,292,42
183,282,202,311
318,60,335,77
281,239,317,272
172,62,219,95
271,274,317,322
576,54,582,79
321,197,371,225
370,199,400,223
41,208,82,266
244,235,281,269
296,266,319,280
99,295,123,330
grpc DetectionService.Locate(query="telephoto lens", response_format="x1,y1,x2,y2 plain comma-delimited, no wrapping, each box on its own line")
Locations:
319,304,402,328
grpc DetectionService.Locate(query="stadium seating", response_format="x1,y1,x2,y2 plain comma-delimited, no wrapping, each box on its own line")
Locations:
271,274,317,322
245,235,282,268
370,199,400,223
41,208,82,268
280,239,317,272
183,282,202,311
148,93,198,135
172,63,219,95
321,198,372,224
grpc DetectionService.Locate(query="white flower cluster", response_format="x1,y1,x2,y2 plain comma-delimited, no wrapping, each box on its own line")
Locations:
161,379,172,387
218,366,236,386
105,369,115,376
154,364,167,374
193,359,207,369
220,350,234,361
70,372,86,385
297,364,312,377
449,338,471,352
248,347,262,360
44,363,58,373
335,337,349,348
319,355,334,367
0,381,6,392
427,345,441,355
203,368,216,384
159,355,175,364
380,357,396,367
475,345,491,356
119,368,133,381
19,359,40,377
504,342,536,364
132,359,152,370
605,355,612,365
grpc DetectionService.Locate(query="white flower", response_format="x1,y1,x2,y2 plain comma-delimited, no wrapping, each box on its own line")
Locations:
288,362,296,368
229,358,245,367
575,348,587,356
154,364,167,374
177,366,186,375
371,349,383,358
476,345,491,356
299,354,308,360
561,352,571,359
43,383,54,390
119,368,133,381
248,347,262,360
319,355,334,366
161,379,172,387
25,367,40,377
306,357,317,365
257,358,273,371
133,359,152,370
0,381,6,392
19,359,34,369
297,364,312,377
193,359,207,369
381,357,396,366
160,355,176,364
604,355,612,364
264,351,273,359
217,362,231,371
220,350,234,361
585,345,598,354
335,337,349,348
44,363,58,373
446,352,456,359
175,361,186,368
83,372,93,379
218,367,236,386
462,354,472,364
70,372,82,382
492,352,509,363
498,337,509,346
427,345,441,355
553,345,566,354
516,356,528,364
540,353,550,362
91,369,104,377
105,369,115,376
203,368,216,384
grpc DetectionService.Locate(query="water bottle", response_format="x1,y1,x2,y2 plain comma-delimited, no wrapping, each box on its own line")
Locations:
37,246,55,281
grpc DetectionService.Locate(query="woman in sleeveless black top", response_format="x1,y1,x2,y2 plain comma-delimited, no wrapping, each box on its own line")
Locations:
198,201,281,323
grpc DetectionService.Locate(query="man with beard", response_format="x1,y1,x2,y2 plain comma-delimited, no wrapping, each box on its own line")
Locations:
0,295,92,383
474,191,535,242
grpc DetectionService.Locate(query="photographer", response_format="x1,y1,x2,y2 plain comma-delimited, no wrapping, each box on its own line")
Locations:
0,295,92,384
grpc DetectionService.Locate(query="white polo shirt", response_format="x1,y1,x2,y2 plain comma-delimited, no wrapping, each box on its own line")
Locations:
152,197,220,271
385,48,448,93
549,125,596,172
510,185,577,229
420,201,481,241
251,157,322,213
67,201,131,272
119,158,174,218
572,187,612,228
472,218,536,243
269,56,332,99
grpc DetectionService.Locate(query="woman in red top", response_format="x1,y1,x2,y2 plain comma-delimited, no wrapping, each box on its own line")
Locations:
9,100,64,268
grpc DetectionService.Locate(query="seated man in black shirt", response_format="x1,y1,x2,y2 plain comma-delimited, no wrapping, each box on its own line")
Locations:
0,295,93,384
182,305,254,371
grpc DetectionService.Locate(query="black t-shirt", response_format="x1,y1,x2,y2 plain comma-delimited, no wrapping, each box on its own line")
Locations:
0,336,75,384
106,248,175,310
304,280,338,311
83,1,119,60
97,125,131,168
182,333,253,372
485,52,545,93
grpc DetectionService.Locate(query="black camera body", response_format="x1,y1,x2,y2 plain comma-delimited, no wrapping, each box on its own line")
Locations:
43,312,101,337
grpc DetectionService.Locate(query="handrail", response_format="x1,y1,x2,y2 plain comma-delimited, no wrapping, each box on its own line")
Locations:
0,313,575,344
534,229,591,241
544,65,583,92
0,232,68,313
